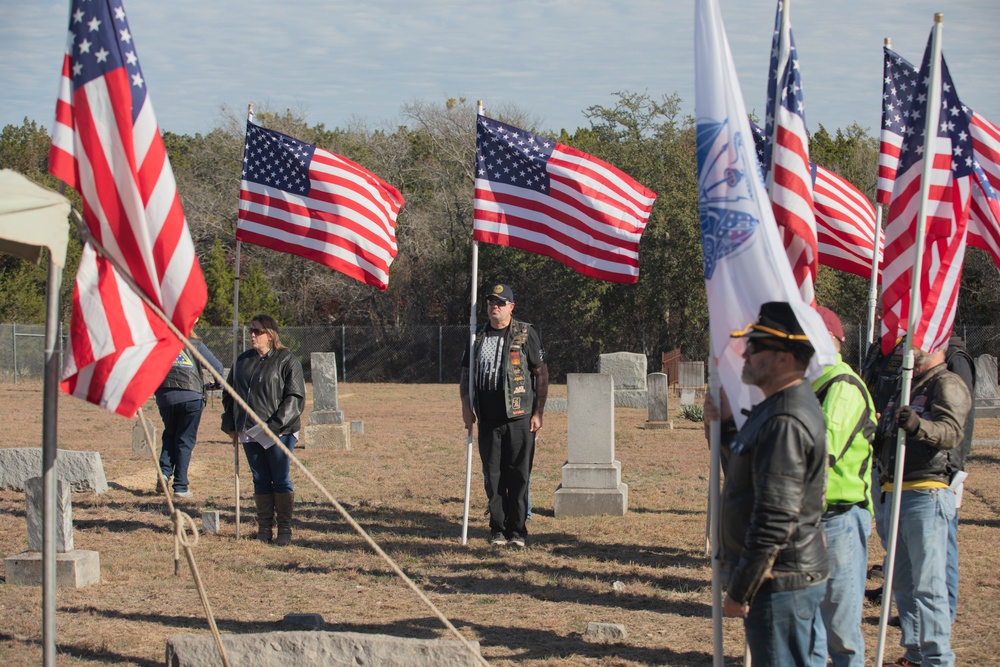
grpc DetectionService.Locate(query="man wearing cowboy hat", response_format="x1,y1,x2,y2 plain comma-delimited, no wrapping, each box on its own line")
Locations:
719,301,829,667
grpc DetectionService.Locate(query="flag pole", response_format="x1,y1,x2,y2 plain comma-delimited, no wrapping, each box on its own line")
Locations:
865,203,883,348
874,14,945,667
707,361,724,667
231,103,252,540
865,37,892,351
461,101,485,546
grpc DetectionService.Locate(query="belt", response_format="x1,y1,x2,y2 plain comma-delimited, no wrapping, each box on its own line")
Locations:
825,501,866,514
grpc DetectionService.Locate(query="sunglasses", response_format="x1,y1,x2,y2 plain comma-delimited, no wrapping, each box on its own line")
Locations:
746,339,788,355
487,300,510,307
249,327,267,336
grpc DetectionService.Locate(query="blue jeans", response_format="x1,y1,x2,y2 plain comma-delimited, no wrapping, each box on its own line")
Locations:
811,505,872,667
745,581,825,667
946,510,959,623
884,488,955,667
158,398,204,492
243,434,296,494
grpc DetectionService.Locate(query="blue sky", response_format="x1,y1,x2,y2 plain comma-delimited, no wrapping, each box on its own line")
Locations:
3,0,998,138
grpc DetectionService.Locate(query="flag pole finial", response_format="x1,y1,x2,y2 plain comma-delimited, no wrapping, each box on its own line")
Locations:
884,37,891,47
935,12,944,23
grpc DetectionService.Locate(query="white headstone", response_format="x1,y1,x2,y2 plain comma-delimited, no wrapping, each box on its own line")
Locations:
25,476,73,552
567,373,615,463
647,373,669,422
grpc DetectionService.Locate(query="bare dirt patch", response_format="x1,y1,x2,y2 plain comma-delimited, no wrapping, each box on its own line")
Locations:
1,380,998,666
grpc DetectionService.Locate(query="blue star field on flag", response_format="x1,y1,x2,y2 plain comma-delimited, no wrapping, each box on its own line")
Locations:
476,116,554,194
242,122,315,195
67,1,146,121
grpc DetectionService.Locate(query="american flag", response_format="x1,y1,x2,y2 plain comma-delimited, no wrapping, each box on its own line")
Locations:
880,49,1000,272
49,0,206,417
751,122,880,279
473,115,657,284
762,0,817,304
880,37,974,356
813,163,881,278
877,48,920,205
967,111,1000,269
238,122,404,291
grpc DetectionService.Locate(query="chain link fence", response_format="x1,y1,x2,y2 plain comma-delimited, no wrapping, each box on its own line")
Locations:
2,321,998,385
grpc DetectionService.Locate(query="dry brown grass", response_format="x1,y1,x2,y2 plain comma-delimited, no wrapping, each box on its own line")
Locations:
1,379,998,666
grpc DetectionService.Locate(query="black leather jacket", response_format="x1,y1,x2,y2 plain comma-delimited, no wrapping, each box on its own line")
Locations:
874,363,971,486
221,348,305,437
719,380,829,604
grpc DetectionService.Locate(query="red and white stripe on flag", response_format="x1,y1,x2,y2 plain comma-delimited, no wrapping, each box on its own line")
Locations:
49,0,206,417
473,115,656,284
880,51,974,356
238,122,403,291
813,164,881,278
764,2,818,304
968,111,1000,269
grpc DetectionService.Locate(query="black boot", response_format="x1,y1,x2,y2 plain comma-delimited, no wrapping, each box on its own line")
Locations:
254,494,275,543
274,492,295,546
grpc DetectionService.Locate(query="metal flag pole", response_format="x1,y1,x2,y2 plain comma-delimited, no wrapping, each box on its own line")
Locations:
41,255,62,667
865,37,893,353
230,103,252,540
461,101,485,545
707,361,724,667
865,203,883,348
874,14,945,667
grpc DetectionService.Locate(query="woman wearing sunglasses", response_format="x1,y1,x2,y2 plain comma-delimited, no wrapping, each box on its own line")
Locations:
222,314,305,546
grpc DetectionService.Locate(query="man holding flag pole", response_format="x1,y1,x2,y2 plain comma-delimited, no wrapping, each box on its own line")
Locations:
873,15,975,667
695,0,836,663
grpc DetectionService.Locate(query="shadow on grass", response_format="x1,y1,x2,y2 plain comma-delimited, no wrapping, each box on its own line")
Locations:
0,630,160,667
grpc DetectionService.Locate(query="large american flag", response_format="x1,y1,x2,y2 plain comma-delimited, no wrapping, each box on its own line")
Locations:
238,122,404,291
49,0,206,417
880,49,1000,271
762,0,817,304
751,122,879,279
880,38,974,356
473,115,657,284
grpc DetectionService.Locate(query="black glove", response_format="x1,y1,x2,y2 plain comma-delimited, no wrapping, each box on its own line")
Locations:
896,406,921,436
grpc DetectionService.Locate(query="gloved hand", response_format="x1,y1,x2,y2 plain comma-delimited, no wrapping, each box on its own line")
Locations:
896,406,921,436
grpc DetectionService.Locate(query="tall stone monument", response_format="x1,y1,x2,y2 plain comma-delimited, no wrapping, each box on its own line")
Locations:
553,373,628,517
304,352,350,449
974,354,999,418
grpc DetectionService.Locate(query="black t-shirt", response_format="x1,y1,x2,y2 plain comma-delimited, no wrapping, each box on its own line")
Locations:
461,321,545,422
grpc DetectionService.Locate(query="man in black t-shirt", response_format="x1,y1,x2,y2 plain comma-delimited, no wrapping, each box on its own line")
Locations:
461,284,548,547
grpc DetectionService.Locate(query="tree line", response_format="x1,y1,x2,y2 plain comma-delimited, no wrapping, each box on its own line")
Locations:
2,92,998,368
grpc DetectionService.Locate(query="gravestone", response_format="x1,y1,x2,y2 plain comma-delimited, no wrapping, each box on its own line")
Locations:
202,511,221,534
678,361,705,406
131,415,157,459
554,373,628,517
974,354,999,418
26,476,73,552
645,373,670,429
304,352,350,449
5,476,101,588
0,449,108,494
166,631,482,667
597,352,647,408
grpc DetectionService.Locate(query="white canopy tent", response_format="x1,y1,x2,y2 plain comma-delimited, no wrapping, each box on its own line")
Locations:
0,168,71,667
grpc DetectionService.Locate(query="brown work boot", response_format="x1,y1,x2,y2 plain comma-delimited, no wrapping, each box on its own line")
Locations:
274,492,295,546
254,494,275,543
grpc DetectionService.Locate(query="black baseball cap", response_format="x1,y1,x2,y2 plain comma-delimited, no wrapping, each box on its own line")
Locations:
487,284,514,303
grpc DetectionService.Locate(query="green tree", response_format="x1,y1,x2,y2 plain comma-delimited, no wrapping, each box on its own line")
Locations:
237,260,282,324
200,237,235,325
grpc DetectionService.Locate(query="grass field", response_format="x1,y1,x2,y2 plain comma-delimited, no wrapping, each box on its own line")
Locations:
1,380,998,666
